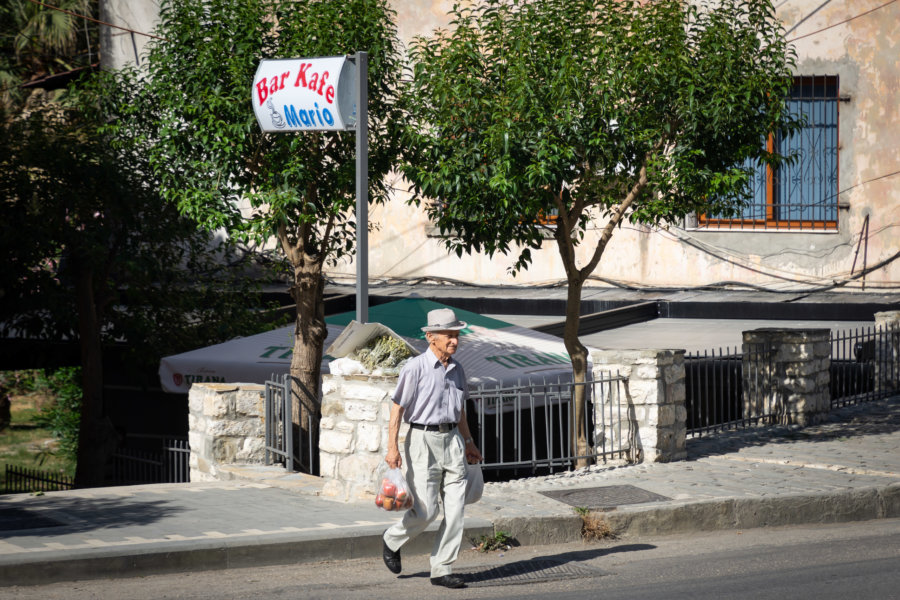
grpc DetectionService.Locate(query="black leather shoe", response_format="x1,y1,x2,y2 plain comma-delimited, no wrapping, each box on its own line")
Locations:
430,574,466,589
382,535,401,574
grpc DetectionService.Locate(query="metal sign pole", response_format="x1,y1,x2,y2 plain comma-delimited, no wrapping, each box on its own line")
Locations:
252,54,366,322
355,51,369,324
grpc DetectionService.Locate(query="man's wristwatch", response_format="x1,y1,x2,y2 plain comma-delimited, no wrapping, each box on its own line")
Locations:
464,437,474,445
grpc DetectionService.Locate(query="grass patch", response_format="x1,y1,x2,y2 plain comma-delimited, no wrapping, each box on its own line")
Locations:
1,391,76,491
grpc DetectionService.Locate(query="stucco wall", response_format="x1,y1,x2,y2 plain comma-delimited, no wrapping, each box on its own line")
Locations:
99,0,160,70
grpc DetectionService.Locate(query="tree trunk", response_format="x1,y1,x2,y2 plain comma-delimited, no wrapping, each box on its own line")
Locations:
0,390,10,432
73,265,117,488
289,261,327,475
562,276,591,469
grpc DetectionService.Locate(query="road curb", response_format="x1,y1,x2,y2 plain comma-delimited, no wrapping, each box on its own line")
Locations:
492,515,584,546
0,521,495,587
479,485,900,547
597,485,900,538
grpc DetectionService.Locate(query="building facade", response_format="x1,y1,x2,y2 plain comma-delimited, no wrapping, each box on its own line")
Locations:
107,0,900,293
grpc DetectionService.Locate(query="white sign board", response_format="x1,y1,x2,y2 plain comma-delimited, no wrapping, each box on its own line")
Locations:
252,56,357,132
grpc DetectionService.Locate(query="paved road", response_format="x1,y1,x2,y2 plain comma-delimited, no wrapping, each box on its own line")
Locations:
5,519,899,599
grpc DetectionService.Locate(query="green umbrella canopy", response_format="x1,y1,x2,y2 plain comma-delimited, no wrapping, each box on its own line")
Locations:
325,298,510,340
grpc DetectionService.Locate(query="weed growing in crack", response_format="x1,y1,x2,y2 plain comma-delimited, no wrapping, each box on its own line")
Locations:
472,530,512,552
574,507,616,541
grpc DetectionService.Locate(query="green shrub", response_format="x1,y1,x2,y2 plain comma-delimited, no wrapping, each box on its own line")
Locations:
34,367,82,463
0,370,44,396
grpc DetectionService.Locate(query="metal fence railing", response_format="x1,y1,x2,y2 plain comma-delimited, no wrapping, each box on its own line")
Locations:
3,464,74,494
685,341,776,438
467,372,632,478
265,374,295,471
110,436,190,485
686,325,900,438
831,324,899,408
264,373,318,474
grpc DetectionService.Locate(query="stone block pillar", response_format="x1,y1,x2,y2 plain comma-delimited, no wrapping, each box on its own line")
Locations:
742,328,831,426
319,374,402,501
591,349,687,463
874,311,900,393
188,383,267,482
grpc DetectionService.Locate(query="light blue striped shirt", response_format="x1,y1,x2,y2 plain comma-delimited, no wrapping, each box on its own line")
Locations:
392,348,468,425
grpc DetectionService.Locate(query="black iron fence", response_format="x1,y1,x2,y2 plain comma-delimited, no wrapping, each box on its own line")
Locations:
110,435,190,485
4,464,74,494
830,324,899,407
468,372,632,480
264,374,317,474
265,373,296,471
685,341,776,437
686,325,899,438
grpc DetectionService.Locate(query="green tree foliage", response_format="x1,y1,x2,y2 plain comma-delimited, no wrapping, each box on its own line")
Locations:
34,367,82,463
0,0,96,117
401,0,800,465
0,73,279,486
131,0,404,472
0,367,81,460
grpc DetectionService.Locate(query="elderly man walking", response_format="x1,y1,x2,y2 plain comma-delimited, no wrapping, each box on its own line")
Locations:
381,308,483,589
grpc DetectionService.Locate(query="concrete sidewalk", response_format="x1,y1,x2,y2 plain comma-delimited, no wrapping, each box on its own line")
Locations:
1,396,899,587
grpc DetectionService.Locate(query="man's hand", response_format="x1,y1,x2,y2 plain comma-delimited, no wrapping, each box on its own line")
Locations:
458,407,482,464
386,446,402,469
465,440,483,464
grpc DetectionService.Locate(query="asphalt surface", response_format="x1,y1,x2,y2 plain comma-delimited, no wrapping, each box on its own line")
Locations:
1,395,899,587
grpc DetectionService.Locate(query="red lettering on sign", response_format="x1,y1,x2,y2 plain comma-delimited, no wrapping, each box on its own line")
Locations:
294,63,311,88
317,72,329,96
308,72,319,92
325,85,334,104
279,72,289,90
256,79,268,105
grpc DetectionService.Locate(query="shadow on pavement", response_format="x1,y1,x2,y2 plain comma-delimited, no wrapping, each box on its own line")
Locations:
0,496,180,538
687,396,900,460
398,542,655,584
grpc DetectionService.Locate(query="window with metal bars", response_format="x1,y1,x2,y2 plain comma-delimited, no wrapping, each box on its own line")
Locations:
699,75,839,230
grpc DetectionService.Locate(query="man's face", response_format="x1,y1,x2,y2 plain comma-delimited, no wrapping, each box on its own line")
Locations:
427,330,460,358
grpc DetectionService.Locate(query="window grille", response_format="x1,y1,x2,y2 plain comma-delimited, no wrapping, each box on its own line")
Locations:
699,75,839,231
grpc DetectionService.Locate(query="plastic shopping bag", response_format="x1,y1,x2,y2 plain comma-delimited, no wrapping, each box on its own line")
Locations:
465,462,484,505
375,467,413,511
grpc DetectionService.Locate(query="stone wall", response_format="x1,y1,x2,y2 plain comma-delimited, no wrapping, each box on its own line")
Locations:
874,311,900,393
590,349,687,463
318,374,402,501
742,328,831,426
188,383,267,482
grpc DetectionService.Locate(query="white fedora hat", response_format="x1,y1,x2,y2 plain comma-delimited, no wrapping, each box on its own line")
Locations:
421,308,467,332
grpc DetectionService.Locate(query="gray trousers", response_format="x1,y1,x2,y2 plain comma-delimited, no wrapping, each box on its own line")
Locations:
383,427,467,578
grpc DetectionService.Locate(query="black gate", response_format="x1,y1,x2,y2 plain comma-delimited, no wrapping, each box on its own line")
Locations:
265,374,296,470
264,374,317,473
110,435,190,484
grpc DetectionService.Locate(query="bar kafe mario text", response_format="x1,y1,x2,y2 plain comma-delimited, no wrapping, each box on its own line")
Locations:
252,56,357,132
